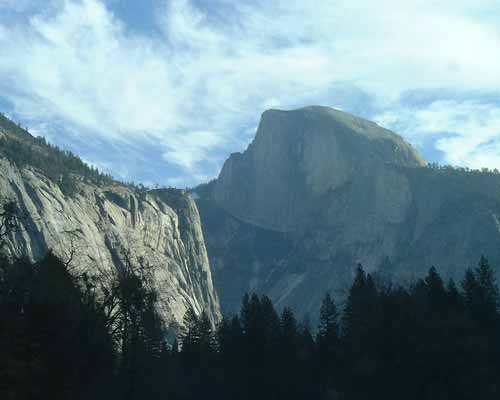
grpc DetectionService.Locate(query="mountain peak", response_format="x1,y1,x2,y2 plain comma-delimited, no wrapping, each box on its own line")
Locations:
199,108,500,322
260,105,425,160
213,106,426,232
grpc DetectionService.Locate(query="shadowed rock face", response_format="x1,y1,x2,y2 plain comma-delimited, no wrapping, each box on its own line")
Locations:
213,106,425,232
197,106,500,319
0,161,220,336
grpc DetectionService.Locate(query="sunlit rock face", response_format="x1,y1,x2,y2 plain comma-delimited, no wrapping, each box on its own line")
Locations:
197,106,500,319
0,158,221,333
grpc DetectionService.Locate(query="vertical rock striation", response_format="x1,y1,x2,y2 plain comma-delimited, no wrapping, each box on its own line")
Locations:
0,155,220,334
197,106,500,319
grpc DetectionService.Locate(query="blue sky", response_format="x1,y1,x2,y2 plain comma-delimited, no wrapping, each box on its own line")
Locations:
1,0,500,187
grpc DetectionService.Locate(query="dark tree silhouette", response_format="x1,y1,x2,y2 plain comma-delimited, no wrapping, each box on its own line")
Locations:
2,246,500,400
0,200,23,248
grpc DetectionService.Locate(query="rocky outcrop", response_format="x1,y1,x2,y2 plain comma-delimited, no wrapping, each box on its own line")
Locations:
0,158,220,333
197,106,500,319
213,106,425,232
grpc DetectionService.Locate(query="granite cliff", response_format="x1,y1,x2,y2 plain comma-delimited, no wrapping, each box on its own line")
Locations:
0,114,220,333
196,106,500,318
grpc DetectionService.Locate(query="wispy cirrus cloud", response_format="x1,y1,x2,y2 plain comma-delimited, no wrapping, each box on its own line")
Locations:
1,0,500,185
375,99,500,168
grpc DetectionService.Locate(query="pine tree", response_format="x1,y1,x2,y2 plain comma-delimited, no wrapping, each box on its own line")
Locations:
198,311,216,354
476,256,499,317
280,307,299,348
180,308,200,352
260,295,280,345
240,293,258,337
217,315,242,361
462,268,479,311
461,257,499,329
447,278,463,311
316,293,341,396
424,266,447,314
342,264,373,338
317,293,339,343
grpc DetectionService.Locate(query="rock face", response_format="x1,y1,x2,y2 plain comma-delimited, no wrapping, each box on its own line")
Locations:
213,106,425,232
197,106,500,318
0,131,220,334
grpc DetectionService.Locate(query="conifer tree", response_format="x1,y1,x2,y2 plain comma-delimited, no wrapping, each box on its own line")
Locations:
462,267,479,311
280,307,299,349
342,264,371,338
462,256,500,329
317,293,339,344
198,311,216,354
260,295,280,345
447,278,463,311
476,256,499,317
180,308,200,353
424,266,447,314
316,293,341,395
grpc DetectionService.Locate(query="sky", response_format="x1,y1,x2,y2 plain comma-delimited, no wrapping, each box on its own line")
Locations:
1,0,500,187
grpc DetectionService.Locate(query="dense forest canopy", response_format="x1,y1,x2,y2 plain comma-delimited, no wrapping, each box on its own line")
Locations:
2,241,499,399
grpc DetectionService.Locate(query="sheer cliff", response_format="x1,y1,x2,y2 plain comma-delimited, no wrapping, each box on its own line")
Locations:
0,114,220,333
196,106,500,318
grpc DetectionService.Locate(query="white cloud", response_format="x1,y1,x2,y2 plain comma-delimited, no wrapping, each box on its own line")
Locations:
162,130,225,169
375,100,500,168
1,0,500,183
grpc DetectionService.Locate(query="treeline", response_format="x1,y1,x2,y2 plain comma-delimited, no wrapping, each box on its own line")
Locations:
2,251,500,399
426,161,500,175
0,113,184,197
0,251,169,400
0,112,114,196
172,260,500,400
